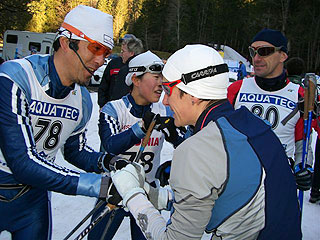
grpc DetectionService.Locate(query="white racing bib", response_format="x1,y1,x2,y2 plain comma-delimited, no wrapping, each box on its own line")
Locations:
112,100,166,182
19,59,83,162
234,78,300,158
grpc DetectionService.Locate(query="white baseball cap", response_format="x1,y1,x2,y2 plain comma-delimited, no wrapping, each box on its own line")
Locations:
58,5,114,49
125,50,164,86
162,44,229,99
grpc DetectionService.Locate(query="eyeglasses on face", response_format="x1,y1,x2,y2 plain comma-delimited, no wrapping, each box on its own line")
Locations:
248,46,282,58
161,79,182,96
62,22,112,57
128,63,164,75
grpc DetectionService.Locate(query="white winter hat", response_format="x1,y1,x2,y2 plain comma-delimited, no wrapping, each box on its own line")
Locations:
125,50,164,86
162,44,229,99
58,5,114,49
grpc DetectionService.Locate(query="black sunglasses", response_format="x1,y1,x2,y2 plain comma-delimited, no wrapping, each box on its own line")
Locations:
248,46,282,58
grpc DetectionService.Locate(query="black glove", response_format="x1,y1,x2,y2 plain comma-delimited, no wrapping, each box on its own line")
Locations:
156,117,186,144
155,160,171,187
294,163,313,191
98,154,129,172
107,182,122,206
103,159,130,206
142,110,160,133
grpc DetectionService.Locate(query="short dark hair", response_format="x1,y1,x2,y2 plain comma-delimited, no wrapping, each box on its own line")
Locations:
53,38,61,52
53,38,79,52
286,57,305,76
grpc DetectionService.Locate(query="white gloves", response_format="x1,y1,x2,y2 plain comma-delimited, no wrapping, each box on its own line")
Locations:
111,163,145,206
143,182,173,210
111,162,174,210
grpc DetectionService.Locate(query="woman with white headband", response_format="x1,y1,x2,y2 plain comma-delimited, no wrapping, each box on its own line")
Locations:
93,50,185,240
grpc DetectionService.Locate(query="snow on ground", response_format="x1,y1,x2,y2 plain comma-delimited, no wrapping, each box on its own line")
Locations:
1,92,320,240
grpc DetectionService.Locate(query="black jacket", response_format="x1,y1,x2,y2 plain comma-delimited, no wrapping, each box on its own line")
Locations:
98,57,128,107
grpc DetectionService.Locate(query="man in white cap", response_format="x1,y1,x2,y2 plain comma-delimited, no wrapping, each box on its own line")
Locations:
0,5,119,239
110,44,302,239
92,50,185,240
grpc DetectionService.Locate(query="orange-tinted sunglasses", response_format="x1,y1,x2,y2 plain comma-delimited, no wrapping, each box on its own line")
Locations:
61,22,112,57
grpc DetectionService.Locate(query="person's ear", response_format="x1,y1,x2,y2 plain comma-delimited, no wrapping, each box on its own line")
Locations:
132,74,140,86
190,95,200,105
59,37,69,52
280,52,288,63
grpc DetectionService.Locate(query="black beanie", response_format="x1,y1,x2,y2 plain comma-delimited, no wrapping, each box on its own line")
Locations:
251,28,288,53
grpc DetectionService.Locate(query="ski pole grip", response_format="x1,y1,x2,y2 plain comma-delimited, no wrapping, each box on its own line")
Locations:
306,73,317,111
142,115,158,148
303,86,309,120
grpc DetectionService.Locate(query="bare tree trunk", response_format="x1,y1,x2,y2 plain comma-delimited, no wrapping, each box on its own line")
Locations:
198,0,208,42
177,0,180,48
280,0,290,33
311,17,320,71
144,25,148,50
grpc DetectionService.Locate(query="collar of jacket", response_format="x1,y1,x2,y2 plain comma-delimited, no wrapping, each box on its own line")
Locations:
125,55,136,65
193,99,231,134
127,94,152,118
46,55,75,99
255,70,287,91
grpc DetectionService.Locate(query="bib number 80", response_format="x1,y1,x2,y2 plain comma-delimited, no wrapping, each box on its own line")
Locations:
251,104,279,129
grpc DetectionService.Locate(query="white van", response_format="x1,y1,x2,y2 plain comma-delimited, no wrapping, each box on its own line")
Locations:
89,54,118,86
2,30,56,60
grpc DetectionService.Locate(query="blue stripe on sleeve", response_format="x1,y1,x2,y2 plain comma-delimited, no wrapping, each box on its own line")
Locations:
206,117,262,231
77,173,102,197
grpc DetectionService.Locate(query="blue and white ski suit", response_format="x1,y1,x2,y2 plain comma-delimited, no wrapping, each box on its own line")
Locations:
0,55,105,239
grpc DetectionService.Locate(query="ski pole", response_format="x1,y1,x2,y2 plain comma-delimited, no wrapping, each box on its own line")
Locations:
99,114,159,240
74,203,116,240
135,114,159,163
299,73,316,211
99,207,117,240
63,199,105,240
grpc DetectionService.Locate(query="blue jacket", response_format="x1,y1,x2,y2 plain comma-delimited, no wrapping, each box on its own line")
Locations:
196,100,301,239
237,63,247,80
0,55,103,198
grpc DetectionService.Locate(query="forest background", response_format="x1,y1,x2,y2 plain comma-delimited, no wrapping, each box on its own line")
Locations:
1,0,319,72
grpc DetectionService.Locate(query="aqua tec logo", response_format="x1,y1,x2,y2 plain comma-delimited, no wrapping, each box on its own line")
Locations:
29,100,80,121
239,93,296,110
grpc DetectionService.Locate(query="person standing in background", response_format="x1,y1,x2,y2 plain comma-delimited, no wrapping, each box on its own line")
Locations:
237,60,247,80
97,35,144,109
228,28,314,192
286,57,305,85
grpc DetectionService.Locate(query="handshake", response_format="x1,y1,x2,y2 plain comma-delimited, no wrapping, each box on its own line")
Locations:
106,159,171,210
